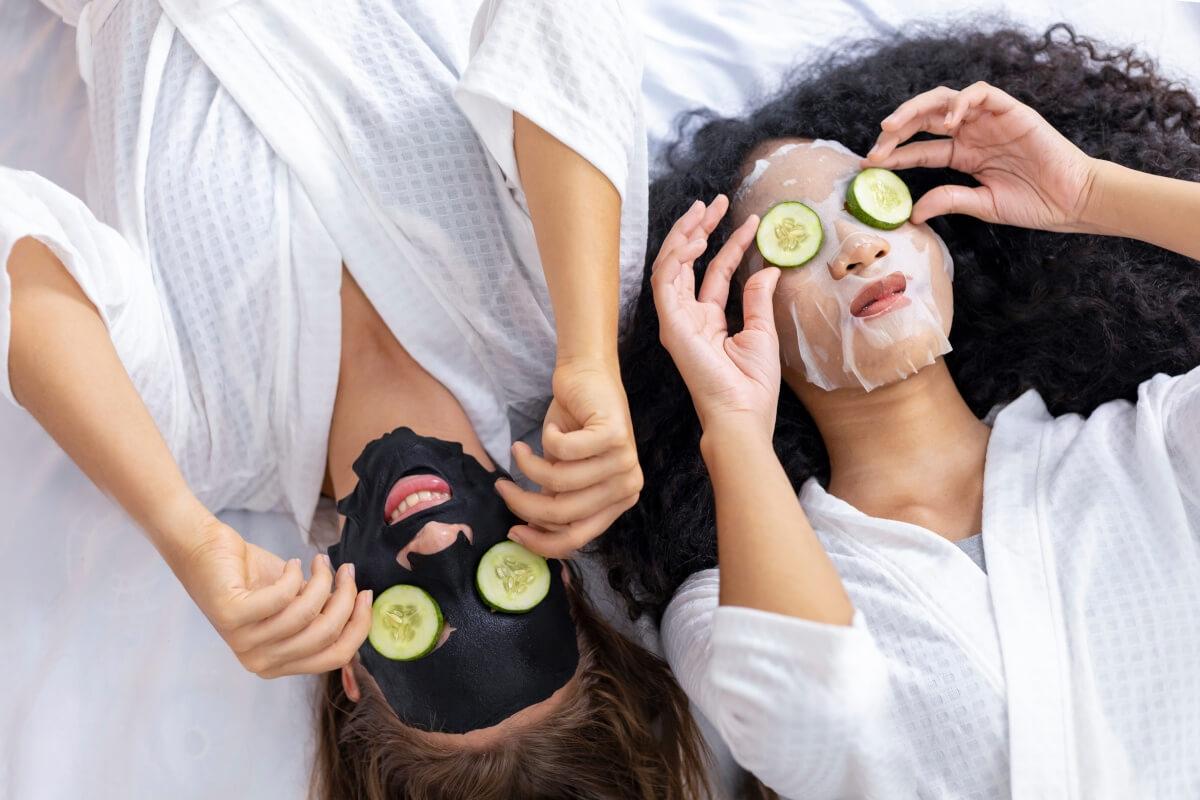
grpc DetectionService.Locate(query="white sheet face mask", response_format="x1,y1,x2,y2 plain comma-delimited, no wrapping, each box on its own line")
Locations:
731,139,955,392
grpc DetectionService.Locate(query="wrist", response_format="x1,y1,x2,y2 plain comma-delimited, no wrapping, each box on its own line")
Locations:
1076,157,1127,237
700,414,776,462
555,349,619,374
143,489,219,569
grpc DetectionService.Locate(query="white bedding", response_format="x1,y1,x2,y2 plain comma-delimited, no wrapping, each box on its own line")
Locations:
1,0,1197,797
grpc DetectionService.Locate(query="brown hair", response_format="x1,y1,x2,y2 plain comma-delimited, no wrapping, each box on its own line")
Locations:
311,572,713,800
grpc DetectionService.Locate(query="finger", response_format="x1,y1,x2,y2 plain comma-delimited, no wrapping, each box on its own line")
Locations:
234,555,336,648
741,267,782,334
693,194,729,240
878,85,959,134
252,562,361,665
698,214,759,307
946,81,1017,129
651,237,707,303
509,494,638,559
222,557,304,629
496,468,641,529
512,440,635,494
258,589,373,679
869,86,959,162
542,419,624,462
657,200,707,267
910,184,996,224
865,138,954,171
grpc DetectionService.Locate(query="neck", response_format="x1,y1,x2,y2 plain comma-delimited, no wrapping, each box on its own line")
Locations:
786,359,991,538
326,268,493,503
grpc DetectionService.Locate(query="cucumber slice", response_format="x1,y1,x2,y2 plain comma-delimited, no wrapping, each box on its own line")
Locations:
845,168,912,230
475,541,551,613
369,585,444,661
756,202,823,268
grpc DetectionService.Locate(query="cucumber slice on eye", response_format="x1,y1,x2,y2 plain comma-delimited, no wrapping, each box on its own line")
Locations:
369,585,444,661
845,168,913,230
475,541,551,613
755,201,824,267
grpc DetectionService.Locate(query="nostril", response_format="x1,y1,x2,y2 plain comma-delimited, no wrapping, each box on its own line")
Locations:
846,262,861,272
875,250,886,259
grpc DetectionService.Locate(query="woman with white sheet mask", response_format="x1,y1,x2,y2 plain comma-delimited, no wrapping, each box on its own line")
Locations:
728,138,955,391
598,24,1200,799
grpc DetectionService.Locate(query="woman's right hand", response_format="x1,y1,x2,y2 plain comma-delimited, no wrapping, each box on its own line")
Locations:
172,517,373,679
651,195,782,440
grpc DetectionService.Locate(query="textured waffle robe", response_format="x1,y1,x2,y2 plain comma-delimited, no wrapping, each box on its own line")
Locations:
0,0,647,538
664,370,1200,799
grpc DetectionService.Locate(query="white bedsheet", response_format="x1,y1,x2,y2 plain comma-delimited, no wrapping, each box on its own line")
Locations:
2,0,1197,797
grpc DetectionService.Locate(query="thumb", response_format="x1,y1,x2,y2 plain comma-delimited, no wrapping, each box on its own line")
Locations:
912,184,996,224
741,267,781,333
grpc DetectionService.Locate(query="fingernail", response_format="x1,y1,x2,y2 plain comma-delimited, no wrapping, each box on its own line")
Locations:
508,530,525,546
321,553,332,569
289,558,301,569
365,589,374,604
346,562,355,579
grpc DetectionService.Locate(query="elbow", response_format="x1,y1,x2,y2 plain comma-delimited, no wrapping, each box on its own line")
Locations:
705,621,892,796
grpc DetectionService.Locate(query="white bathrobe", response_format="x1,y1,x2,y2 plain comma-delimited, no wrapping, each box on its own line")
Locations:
1,0,646,540
664,368,1200,799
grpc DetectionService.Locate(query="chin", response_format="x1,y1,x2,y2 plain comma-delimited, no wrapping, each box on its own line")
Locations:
843,328,948,391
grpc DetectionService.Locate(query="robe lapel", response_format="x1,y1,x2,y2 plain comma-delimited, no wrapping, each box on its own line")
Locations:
800,480,1005,695
981,390,1075,798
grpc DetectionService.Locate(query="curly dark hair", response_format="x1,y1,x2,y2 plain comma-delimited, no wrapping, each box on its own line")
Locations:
594,21,1200,620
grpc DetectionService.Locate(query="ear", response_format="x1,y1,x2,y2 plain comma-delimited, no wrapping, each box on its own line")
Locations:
341,663,362,703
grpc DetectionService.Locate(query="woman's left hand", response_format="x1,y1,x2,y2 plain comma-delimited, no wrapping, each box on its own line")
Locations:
864,81,1098,232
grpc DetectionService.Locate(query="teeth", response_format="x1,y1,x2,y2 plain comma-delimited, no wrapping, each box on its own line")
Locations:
388,490,450,523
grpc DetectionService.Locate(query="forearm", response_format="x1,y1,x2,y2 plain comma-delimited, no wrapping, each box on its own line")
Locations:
513,112,621,366
701,419,853,624
1082,159,1200,261
7,238,211,565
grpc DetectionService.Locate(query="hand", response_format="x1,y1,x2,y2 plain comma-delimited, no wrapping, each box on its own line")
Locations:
864,81,1098,232
172,518,372,678
651,195,782,441
496,359,642,558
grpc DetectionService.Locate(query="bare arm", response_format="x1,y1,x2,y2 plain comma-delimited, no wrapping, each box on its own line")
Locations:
497,114,642,557
1083,160,1200,262
6,237,369,678
651,197,852,623
8,237,207,559
702,420,853,623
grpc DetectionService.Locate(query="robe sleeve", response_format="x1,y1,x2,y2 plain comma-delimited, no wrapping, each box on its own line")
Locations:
662,569,909,800
0,167,180,443
453,0,643,203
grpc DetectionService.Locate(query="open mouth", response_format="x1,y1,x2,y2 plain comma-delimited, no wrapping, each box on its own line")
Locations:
850,272,910,318
384,473,452,525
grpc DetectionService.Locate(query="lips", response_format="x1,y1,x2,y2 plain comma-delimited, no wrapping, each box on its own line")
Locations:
850,272,910,318
384,474,451,525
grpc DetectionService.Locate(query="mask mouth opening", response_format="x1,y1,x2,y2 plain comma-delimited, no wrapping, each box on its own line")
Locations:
385,473,452,525
851,272,908,318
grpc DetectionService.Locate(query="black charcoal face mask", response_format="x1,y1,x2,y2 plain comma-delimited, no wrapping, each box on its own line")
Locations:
328,428,579,734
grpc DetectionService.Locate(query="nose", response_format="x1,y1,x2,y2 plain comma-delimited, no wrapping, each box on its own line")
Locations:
827,221,890,280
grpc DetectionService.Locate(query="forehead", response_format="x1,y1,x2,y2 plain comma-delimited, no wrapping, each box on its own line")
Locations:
733,138,862,215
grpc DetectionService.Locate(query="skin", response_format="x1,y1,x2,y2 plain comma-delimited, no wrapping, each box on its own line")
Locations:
4,116,635,679
651,81,1200,622
730,138,955,391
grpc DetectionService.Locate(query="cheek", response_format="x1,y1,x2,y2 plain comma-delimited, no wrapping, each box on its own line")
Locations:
773,270,844,365
929,244,955,335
